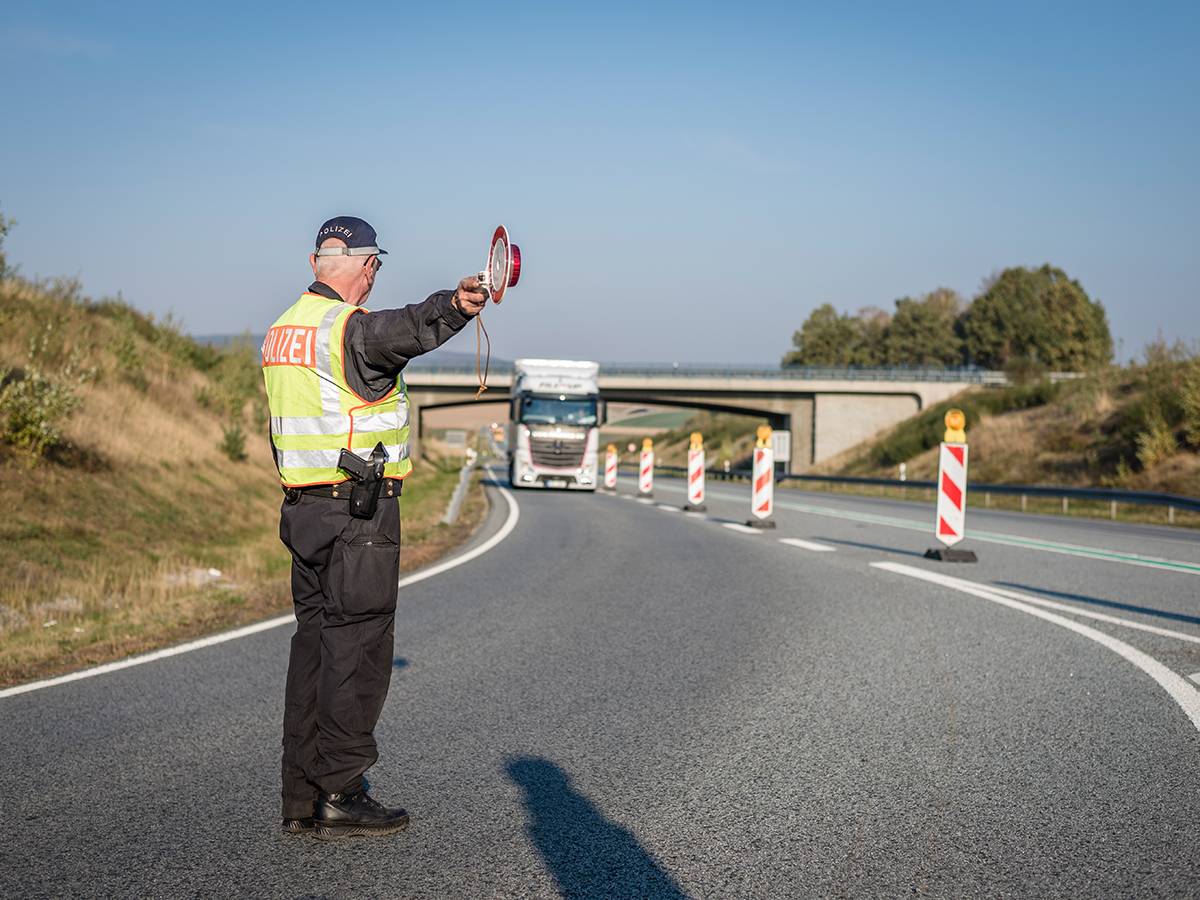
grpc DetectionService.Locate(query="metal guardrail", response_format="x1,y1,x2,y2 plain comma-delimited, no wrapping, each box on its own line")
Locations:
615,464,1200,516
441,452,479,525
405,361,1091,386
404,361,1015,384
598,364,999,383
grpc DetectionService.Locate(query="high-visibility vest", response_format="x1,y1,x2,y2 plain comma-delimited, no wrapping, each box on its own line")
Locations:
262,293,411,486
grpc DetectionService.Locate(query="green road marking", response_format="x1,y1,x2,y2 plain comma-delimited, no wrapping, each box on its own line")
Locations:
645,479,1200,575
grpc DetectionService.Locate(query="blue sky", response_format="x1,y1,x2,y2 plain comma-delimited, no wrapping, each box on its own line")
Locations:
1,1,1196,364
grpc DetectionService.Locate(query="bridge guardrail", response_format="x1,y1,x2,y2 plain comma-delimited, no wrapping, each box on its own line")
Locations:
403,362,1037,384
406,361,1089,385
615,463,1200,517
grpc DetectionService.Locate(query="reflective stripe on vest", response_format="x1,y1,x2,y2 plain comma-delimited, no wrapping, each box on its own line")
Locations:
263,293,411,486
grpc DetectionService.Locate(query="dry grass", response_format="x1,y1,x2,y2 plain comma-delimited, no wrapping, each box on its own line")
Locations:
0,450,490,689
0,277,492,687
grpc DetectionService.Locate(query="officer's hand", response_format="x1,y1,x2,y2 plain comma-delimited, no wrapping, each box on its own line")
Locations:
452,277,487,317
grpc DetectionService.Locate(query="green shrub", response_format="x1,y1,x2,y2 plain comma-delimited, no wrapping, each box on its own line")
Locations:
1183,359,1200,447
1003,356,1047,385
0,363,87,462
0,204,14,281
1135,405,1177,469
207,337,261,420
110,313,145,386
219,419,247,462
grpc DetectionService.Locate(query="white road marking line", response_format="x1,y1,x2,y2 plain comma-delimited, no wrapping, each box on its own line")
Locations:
779,538,837,552
655,504,683,513
872,561,1200,733
722,523,763,535
767,497,1200,575
966,584,1200,646
397,475,520,590
636,497,654,504
669,480,1200,575
0,616,297,702
1191,673,1200,686
0,472,523,701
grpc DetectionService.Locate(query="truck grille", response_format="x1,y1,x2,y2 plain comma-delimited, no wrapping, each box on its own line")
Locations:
528,436,586,469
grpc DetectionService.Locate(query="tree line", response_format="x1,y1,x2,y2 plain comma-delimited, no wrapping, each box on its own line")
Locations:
782,264,1113,373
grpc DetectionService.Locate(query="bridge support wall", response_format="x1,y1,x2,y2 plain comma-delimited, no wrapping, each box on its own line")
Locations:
401,373,977,473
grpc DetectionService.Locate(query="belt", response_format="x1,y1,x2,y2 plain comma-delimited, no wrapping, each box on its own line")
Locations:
282,479,402,503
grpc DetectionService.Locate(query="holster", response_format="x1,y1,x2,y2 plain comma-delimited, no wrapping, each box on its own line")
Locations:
338,442,388,519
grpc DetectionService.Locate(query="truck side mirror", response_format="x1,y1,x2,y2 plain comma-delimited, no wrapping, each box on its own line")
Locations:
598,399,607,426
511,397,522,423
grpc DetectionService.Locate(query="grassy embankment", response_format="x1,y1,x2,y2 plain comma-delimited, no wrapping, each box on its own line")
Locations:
616,410,769,470
639,352,1200,528
0,276,487,688
802,353,1200,527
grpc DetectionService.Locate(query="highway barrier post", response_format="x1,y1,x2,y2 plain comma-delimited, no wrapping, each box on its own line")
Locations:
603,444,618,491
747,425,776,528
684,432,706,512
639,438,654,498
926,409,977,562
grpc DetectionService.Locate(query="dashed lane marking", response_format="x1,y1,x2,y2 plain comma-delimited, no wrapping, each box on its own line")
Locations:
779,538,837,552
722,523,764,535
638,480,1200,576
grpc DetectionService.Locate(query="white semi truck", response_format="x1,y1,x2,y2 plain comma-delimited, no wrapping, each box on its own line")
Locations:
508,359,604,490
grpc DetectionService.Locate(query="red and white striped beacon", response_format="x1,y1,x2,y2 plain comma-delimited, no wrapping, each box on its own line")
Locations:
639,438,654,497
603,444,618,491
928,408,977,561
684,432,706,511
747,425,776,527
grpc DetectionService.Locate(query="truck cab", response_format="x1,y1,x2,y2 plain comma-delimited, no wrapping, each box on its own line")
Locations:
508,359,603,490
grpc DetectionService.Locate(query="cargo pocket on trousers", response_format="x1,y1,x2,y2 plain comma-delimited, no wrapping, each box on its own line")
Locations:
337,533,401,617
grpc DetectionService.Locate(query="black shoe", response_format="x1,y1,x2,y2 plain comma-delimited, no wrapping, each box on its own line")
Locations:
313,788,409,841
282,817,314,835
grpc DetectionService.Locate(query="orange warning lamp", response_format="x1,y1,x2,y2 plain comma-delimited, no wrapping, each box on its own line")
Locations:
689,432,703,450
606,444,617,454
756,425,772,448
643,438,654,451
944,409,967,443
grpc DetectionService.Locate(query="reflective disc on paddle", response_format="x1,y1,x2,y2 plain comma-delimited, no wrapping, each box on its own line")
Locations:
483,226,520,304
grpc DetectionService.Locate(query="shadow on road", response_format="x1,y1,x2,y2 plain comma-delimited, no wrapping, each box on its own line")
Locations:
506,757,692,900
817,537,927,558
997,582,1200,626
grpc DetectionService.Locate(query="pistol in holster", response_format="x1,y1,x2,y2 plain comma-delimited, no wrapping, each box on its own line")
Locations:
338,442,388,519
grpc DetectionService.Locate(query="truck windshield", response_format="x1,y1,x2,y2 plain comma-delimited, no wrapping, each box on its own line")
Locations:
521,395,598,426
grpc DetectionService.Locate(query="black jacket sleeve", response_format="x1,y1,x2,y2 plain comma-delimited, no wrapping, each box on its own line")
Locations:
342,290,470,402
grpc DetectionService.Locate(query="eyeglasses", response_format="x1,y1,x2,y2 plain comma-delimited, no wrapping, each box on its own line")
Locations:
364,255,382,272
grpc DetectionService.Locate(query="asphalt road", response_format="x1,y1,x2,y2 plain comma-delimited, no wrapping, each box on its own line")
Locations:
4,470,1200,899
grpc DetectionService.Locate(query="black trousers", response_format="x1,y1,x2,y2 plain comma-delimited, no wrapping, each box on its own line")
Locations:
279,492,402,819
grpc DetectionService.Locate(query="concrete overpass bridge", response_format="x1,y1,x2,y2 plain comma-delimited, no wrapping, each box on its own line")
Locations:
403,363,1003,473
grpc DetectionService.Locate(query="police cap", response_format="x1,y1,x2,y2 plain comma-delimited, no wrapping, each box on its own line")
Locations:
314,216,388,257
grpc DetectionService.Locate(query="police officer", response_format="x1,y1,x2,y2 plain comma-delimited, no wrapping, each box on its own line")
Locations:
263,216,488,840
